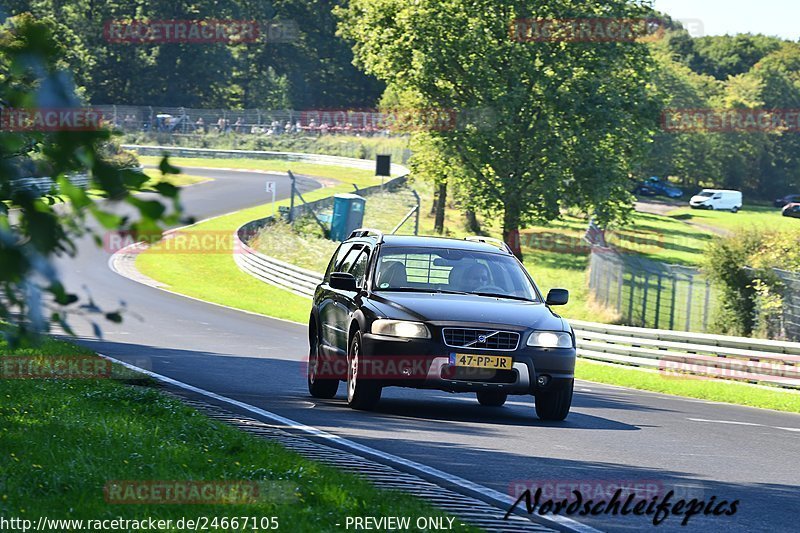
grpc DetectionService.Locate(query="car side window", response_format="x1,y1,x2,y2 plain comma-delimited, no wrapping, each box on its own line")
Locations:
337,245,364,275
324,243,353,281
348,249,371,288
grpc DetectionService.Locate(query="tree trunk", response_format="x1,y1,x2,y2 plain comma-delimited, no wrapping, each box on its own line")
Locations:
503,204,522,259
465,209,481,234
434,181,447,234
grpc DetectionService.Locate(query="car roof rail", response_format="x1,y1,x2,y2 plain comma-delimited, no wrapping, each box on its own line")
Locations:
464,236,514,255
348,228,385,243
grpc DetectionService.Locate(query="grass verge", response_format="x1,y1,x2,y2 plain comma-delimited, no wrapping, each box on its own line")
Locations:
0,337,477,530
667,204,791,233
135,159,388,324
137,155,383,185
576,359,800,413
142,169,211,189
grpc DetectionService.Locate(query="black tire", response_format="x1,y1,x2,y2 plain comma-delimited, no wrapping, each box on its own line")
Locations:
346,331,382,410
476,391,508,407
307,326,339,399
731,206,740,213
534,380,574,421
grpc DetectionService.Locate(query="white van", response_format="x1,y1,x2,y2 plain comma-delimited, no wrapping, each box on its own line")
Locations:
689,189,743,212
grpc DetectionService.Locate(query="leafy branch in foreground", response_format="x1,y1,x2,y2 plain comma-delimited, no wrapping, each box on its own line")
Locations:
0,14,185,346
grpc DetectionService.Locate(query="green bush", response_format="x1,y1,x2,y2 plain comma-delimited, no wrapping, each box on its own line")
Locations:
705,228,800,338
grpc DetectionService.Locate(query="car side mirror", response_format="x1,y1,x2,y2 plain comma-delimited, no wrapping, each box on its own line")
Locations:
546,288,569,306
330,272,358,291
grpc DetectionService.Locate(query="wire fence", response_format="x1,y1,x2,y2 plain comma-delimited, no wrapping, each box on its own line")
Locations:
96,105,408,137
774,269,800,340
589,247,717,332
750,268,800,342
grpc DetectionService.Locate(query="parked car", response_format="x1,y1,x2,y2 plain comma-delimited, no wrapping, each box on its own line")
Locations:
308,229,576,421
774,194,800,208
689,189,743,212
634,176,683,199
782,203,800,218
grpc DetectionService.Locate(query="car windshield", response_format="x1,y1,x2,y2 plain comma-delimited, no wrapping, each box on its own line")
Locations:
374,246,539,301
698,191,715,197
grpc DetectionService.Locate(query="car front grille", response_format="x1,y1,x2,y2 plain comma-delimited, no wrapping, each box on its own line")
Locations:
442,328,520,351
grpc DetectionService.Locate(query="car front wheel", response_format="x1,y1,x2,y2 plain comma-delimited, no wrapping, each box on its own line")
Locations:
476,391,507,407
307,329,339,399
534,379,574,421
346,331,382,410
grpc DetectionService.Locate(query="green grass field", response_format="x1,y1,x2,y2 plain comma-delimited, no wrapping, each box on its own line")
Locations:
576,359,800,413
138,155,384,185
0,336,476,530
667,204,792,233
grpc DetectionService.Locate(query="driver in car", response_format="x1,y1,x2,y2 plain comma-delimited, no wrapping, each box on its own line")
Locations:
464,263,491,291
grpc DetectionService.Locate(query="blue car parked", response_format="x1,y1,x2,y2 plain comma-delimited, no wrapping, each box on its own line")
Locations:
634,177,683,199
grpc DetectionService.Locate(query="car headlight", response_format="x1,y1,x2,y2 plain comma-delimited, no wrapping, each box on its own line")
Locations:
371,320,431,339
527,331,573,348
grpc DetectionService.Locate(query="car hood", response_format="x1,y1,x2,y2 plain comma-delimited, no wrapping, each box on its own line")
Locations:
690,195,710,203
366,292,568,331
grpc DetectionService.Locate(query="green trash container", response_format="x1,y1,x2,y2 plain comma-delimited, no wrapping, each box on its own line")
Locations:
330,194,366,241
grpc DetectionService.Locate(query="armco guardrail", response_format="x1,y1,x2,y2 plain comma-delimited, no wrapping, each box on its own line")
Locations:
233,235,323,298
122,145,410,176
10,174,90,195
232,244,800,389
571,320,800,389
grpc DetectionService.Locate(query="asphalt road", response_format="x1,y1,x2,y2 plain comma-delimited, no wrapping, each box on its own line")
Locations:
55,165,799,533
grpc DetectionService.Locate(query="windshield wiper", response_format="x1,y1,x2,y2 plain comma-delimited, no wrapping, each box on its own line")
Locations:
375,287,533,301
375,287,471,295
472,292,535,302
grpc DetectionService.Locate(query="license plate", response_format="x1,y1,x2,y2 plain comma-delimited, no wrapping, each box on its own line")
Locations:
450,353,512,370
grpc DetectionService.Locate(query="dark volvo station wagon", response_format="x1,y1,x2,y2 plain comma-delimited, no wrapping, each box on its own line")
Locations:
307,229,577,420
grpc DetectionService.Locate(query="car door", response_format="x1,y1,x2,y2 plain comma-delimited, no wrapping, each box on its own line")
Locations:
318,243,353,355
327,244,365,356
339,246,373,346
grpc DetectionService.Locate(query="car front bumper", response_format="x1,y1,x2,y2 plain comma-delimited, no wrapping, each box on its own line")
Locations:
361,333,576,395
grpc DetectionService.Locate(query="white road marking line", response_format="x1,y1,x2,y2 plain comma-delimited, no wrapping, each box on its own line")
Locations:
688,418,800,432
100,353,600,533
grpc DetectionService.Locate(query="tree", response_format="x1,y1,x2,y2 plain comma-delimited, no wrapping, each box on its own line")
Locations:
642,32,723,189
688,34,783,81
1,15,183,345
6,0,384,109
338,0,660,257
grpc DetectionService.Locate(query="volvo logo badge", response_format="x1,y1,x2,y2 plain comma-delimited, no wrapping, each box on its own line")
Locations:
477,335,487,343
